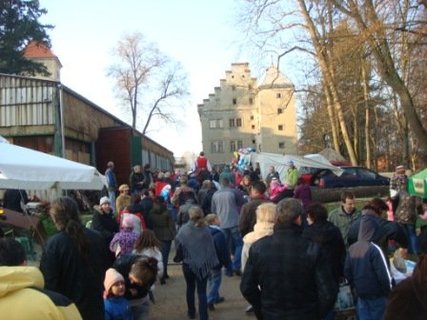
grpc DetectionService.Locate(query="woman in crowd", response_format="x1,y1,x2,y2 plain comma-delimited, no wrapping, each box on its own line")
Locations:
40,196,109,320
174,206,218,320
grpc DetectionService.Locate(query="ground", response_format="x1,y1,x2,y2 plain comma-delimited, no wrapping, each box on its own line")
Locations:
150,262,250,320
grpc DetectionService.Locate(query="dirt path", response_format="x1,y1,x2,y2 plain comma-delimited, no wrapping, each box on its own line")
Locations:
150,263,252,320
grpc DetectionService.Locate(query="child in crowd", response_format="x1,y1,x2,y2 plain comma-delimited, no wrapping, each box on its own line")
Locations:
104,268,133,320
133,229,164,282
110,216,139,257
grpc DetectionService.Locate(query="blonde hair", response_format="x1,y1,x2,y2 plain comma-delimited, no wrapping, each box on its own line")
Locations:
188,206,206,227
256,202,277,223
205,213,218,225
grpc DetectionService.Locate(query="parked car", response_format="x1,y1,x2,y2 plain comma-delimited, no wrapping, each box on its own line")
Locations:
302,166,390,188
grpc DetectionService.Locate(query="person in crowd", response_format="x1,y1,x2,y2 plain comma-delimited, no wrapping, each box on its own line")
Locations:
211,177,245,276
121,193,147,233
384,253,427,320
241,202,276,273
105,161,118,213
142,164,154,190
219,165,235,186
150,196,176,283
265,165,280,188
293,177,312,211
116,184,131,214
210,165,220,183
193,151,212,184
389,165,407,214
0,238,82,320
238,174,253,198
347,198,408,255
103,268,133,320
110,216,139,258
113,255,158,320
201,181,217,216
177,198,198,229
344,214,393,320
198,180,212,211
93,196,119,263
268,177,286,202
2,188,29,213
240,198,338,319
239,181,268,238
130,165,145,195
328,191,361,246
188,171,201,193
395,188,419,255
171,174,197,208
154,172,168,198
303,203,346,320
418,200,427,254
284,160,299,195
40,196,109,320
133,229,164,282
205,213,231,311
174,206,218,320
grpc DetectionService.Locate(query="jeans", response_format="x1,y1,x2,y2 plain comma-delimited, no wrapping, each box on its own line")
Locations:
160,240,172,278
222,226,243,271
108,190,116,213
357,297,386,320
207,268,222,304
400,223,418,254
130,298,150,320
183,263,208,320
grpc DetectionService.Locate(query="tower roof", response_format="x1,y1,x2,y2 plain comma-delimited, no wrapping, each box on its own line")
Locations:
24,41,57,59
259,65,293,89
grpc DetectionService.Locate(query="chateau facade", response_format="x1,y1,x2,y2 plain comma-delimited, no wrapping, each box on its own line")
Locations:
197,63,297,165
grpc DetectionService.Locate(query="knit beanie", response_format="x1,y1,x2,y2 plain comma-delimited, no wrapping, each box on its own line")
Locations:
104,268,124,293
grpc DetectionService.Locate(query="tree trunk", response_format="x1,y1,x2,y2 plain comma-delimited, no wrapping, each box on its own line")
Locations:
298,0,358,165
361,60,371,169
323,84,340,152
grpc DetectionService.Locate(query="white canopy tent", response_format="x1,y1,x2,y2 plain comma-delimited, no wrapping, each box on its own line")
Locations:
246,152,343,180
0,137,106,191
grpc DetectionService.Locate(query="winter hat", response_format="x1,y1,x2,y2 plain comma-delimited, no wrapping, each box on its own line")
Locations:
99,196,110,206
104,268,124,293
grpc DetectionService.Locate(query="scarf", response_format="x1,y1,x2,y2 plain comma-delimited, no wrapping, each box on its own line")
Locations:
175,221,218,279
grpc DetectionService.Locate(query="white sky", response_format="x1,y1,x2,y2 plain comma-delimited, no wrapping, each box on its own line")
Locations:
39,0,303,157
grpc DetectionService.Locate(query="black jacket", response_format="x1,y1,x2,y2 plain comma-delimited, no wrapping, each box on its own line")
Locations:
40,228,109,320
303,220,346,282
240,223,338,320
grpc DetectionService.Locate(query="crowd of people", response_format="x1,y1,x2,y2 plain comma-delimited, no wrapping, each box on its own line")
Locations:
0,156,426,320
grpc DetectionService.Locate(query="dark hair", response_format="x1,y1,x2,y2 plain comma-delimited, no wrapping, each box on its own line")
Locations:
306,202,328,222
134,229,161,252
130,193,141,205
0,238,26,266
363,198,388,216
154,196,165,205
341,191,355,203
130,256,158,288
49,196,89,260
251,181,266,195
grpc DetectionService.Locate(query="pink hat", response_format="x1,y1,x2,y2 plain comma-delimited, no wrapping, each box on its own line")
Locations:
104,268,124,293
122,216,134,229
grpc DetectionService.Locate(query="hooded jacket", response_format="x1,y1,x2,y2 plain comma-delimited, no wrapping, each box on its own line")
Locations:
0,266,82,320
344,214,393,299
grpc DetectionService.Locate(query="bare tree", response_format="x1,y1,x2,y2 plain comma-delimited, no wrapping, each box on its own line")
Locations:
108,32,188,134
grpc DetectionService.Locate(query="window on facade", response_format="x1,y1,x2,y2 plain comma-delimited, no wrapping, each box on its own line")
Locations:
232,85,236,91
209,119,223,129
249,97,253,105
236,118,242,127
218,119,223,128
279,142,285,149
252,139,256,144
278,125,283,131
229,118,242,128
277,108,283,114
248,84,252,90
209,120,216,128
233,98,237,105
230,140,243,152
250,115,254,120
230,141,235,152
229,118,235,127
251,125,255,130
211,141,224,153
277,93,282,98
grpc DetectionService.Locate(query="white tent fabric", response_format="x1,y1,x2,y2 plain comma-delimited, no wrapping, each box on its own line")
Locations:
247,152,343,180
0,140,106,190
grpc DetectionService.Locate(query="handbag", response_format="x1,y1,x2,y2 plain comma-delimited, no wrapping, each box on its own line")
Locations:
334,281,355,311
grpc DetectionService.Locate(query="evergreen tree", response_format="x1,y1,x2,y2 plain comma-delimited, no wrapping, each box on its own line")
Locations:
0,0,53,75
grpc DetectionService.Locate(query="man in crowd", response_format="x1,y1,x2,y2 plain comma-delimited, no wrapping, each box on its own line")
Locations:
240,198,337,319
239,181,268,238
328,191,361,246
105,161,117,213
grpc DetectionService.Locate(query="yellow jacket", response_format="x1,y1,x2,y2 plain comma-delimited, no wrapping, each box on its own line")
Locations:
0,266,82,320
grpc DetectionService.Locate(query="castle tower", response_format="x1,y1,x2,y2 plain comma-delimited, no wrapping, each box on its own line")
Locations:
23,41,62,81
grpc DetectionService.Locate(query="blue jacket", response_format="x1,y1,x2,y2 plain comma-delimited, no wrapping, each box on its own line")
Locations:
344,214,393,299
104,296,133,320
208,225,231,270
